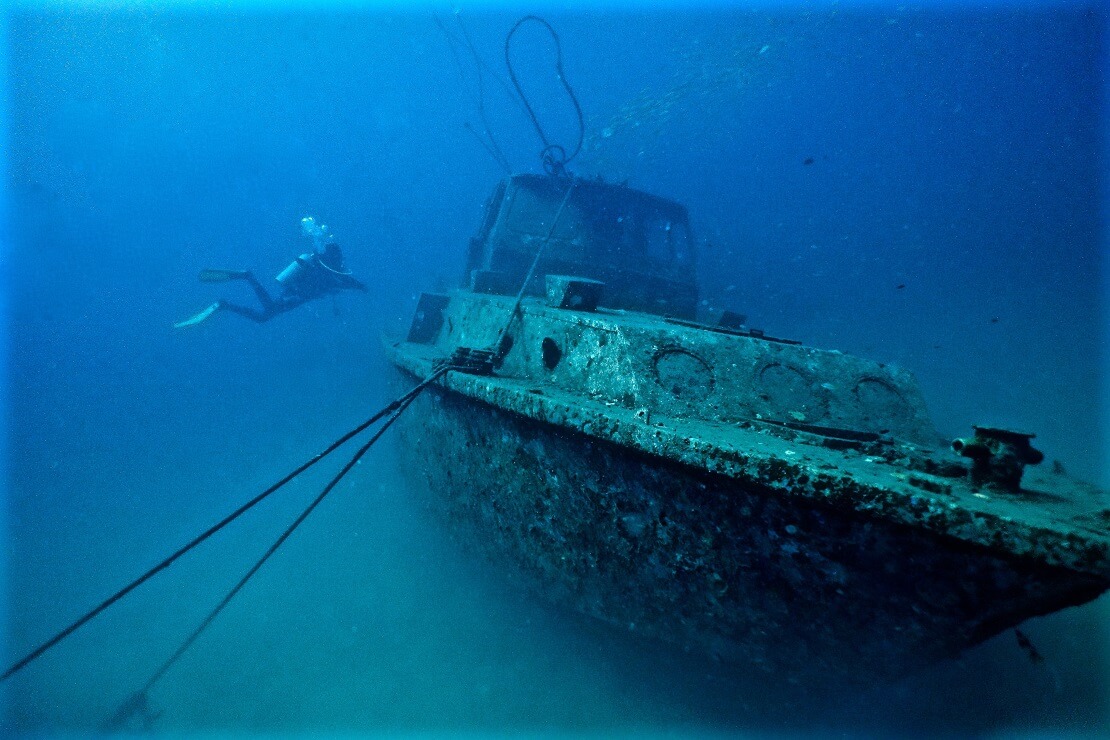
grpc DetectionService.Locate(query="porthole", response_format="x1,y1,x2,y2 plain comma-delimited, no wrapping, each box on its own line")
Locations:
542,337,563,370
853,377,909,420
756,362,828,421
652,347,714,398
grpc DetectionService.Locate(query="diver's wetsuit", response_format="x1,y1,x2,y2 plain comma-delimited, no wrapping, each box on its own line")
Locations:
218,250,367,324
219,271,306,323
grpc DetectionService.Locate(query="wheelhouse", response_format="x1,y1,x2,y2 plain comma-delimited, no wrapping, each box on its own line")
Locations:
464,174,699,319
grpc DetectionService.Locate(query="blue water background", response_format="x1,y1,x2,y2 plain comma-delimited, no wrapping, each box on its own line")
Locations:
4,1,1107,734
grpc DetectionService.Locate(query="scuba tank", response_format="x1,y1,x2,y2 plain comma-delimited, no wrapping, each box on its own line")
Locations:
276,216,333,286
275,254,313,285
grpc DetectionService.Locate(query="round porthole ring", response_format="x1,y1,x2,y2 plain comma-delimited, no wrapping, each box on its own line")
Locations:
651,345,715,396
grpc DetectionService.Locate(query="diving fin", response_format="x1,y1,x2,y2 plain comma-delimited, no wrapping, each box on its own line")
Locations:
198,269,250,283
173,301,222,329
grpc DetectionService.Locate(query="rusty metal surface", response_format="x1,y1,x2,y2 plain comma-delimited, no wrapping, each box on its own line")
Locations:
426,292,942,445
385,287,1109,676
393,380,1104,679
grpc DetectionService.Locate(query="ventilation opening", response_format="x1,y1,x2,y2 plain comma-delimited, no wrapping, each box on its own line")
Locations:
541,337,563,371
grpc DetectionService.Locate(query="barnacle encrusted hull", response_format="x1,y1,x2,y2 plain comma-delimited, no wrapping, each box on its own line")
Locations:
394,379,1106,679
387,173,1108,678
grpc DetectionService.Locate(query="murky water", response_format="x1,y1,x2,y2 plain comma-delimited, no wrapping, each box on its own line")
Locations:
4,3,1106,734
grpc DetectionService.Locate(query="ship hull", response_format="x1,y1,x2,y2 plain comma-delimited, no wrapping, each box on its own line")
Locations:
395,379,1104,679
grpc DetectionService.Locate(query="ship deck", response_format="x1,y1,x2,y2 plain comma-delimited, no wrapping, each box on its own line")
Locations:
388,339,1110,582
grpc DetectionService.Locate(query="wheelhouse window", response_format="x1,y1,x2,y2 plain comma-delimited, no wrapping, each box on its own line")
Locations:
643,213,674,265
503,182,580,241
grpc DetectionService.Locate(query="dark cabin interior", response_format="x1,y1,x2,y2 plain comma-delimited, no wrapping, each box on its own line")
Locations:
465,175,699,319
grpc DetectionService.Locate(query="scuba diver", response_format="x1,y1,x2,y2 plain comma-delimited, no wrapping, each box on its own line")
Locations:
175,217,367,328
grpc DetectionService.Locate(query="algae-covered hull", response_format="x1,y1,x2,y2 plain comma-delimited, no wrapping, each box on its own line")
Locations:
393,371,1105,679
387,174,1108,678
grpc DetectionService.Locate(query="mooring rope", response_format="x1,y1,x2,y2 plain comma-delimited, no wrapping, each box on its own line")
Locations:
492,180,576,360
1,369,447,684
103,370,442,729
455,14,514,175
504,15,585,176
434,12,513,175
